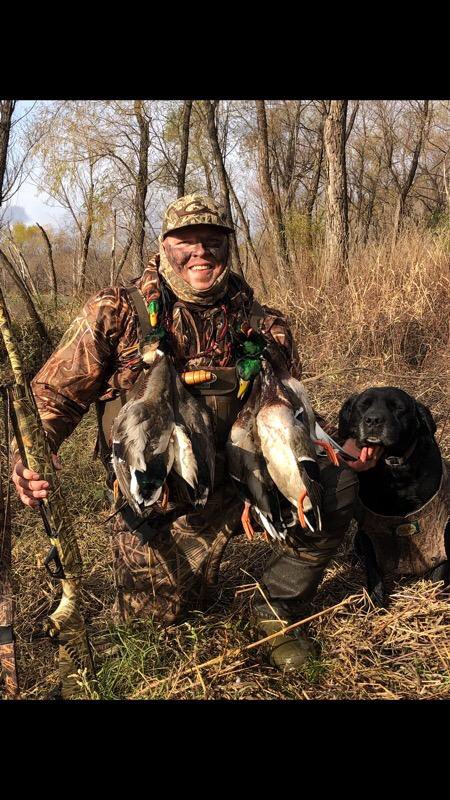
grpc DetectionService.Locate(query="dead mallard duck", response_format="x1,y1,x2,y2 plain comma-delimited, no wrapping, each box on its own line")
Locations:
256,359,324,533
226,376,294,542
264,342,339,466
111,356,175,515
112,355,215,515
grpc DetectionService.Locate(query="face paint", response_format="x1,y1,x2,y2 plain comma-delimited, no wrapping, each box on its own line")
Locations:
163,224,229,290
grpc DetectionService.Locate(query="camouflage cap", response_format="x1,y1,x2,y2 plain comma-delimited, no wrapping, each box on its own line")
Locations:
161,193,234,238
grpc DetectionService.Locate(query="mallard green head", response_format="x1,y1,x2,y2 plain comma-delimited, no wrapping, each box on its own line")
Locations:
141,326,167,365
143,326,166,344
241,333,266,357
236,357,261,398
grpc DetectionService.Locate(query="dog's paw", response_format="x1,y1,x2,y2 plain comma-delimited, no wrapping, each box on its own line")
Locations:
427,561,450,589
370,582,388,608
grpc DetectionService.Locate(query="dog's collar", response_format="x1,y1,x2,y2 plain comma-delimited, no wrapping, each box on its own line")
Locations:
384,438,418,468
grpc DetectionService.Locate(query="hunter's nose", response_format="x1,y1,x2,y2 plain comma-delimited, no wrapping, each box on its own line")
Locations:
365,414,384,426
191,241,208,256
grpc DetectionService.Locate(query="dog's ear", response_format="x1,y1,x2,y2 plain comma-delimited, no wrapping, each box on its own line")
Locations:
415,400,437,436
338,394,359,439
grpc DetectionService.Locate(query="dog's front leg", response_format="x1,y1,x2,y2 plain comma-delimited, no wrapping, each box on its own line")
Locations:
354,529,388,607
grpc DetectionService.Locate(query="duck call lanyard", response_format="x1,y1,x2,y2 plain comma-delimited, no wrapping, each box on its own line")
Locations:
127,277,267,396
126,285,166,367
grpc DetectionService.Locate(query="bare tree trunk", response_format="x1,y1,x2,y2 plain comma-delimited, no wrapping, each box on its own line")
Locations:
131,100,149,275
443,161,450,218
363,190,376,244
202,101,243,276
226,176,266,289
353,167,364,244
71,244,78,295
177,100,192,198
5,237,40,301
354,115,367,241
75,221,92,295
255,100,291,272
110,210,117,286
345,101,359,142
73,157,96,295
305,113,326,249
0,101,15,206
324,100,349,279
305,147,323,249
114,234,133,284
0,248,49,342
35,223,57,309
201,156,213,196
391,100,430,245
282,101,303,213
362,150,383,244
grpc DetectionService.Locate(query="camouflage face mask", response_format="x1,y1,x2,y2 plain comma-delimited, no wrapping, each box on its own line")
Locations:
158,235,231,306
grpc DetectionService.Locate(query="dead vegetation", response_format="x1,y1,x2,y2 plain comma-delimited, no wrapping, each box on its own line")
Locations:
1,224,449,701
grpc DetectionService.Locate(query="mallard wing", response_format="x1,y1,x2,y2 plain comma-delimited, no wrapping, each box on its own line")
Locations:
262,343,318,438
285,378,317,436
111,438,141,515
172,422,198,491
292,422,323,532
171,370,215,507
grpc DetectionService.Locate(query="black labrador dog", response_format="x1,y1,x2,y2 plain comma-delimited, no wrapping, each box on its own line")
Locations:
338,387,449,605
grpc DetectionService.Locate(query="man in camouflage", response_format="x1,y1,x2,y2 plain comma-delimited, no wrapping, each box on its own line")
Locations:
12,194,380,671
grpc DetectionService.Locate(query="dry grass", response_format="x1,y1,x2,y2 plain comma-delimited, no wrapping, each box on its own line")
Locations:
1,224,449,700
262,225,450,450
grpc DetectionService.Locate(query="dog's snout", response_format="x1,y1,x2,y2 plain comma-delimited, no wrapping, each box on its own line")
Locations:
364,413,384,426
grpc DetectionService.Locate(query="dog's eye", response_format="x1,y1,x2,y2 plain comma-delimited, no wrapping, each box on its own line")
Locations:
387,400,405,415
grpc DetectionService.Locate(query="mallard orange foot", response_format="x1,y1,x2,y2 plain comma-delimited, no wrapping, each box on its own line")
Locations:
241,500,255,541
297,488,308,529
160,482,170,510
313,439,340,466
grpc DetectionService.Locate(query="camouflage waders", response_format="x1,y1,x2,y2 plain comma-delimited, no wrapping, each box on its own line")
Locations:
261,461,359,603
110,452,243,624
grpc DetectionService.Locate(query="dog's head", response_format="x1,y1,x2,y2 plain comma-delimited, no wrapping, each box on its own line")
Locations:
338,387,436,454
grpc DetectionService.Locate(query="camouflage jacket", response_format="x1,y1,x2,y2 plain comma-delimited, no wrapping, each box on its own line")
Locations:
31,256,299,454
